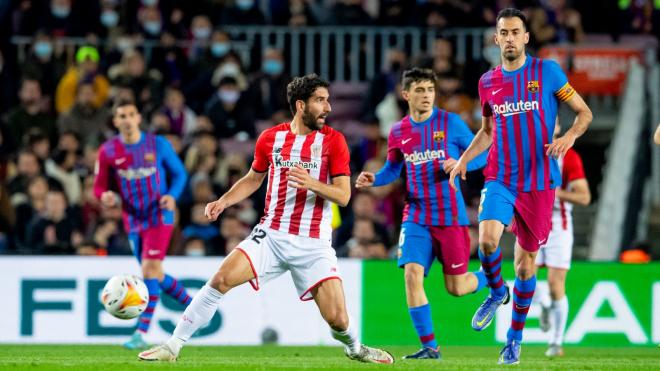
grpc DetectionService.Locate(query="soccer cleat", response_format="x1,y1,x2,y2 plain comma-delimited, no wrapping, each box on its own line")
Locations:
498,340,521,365
471,282,511,331
138,344,178,362
402,347,441,360
345,345,394,364
539,304,551,332
123,332,148,350
545,344,564,357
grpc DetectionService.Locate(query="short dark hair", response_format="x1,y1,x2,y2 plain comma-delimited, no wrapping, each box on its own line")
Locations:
401,68,437,91
112,98,137,116
496,8,528,31
286,74,329,115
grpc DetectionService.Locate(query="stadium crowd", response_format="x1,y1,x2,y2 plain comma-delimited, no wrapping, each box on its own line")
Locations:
0,0,653,257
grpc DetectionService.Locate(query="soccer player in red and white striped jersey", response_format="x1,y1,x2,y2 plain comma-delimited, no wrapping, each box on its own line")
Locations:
139,74,393,364
534,122,591,357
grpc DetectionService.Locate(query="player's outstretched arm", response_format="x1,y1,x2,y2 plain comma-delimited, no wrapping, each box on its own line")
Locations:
356,160,403,189
288,165,351,206
449,116,494,190
556,178,591,206
205,169,267,221
546,92,592,158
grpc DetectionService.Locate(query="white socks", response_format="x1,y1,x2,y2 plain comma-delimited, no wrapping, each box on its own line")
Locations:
550,296,569,346
533,282,552,308
166,284,223,354
331,317,361,354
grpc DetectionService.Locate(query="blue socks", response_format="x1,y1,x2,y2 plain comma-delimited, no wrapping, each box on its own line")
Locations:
507,275,536,342
409,304,438,349
161,274,192,306
137,278,160,333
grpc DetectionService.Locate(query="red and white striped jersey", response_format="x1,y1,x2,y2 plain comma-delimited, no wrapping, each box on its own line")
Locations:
252,122,351,241
552,148,586,231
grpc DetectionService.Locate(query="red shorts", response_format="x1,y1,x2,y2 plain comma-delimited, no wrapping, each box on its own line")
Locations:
511,190,555,253
128,225,174,261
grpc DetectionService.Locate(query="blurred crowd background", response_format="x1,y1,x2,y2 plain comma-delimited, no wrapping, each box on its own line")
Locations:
0,0,656,259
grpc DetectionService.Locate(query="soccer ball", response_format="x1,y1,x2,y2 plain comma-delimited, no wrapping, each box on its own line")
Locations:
101,275,149,320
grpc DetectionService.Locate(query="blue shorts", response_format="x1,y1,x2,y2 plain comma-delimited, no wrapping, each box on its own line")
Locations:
397,221,470,276
478,181,516,226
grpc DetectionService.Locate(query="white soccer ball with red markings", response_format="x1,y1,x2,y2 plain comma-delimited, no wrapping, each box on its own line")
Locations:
101,275,149,320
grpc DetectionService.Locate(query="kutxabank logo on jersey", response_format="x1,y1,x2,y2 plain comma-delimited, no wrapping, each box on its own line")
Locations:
492,100,539,117
404,149,446,165
273,155,319,170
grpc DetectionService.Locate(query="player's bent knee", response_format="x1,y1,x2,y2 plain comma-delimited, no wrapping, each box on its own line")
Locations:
479,239,498,253
209,272,233,294
325,311,349,331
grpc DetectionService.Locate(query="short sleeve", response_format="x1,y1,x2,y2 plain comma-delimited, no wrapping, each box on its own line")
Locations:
251,131,271,173
478,75,493,117
563,149,586,183
545,60,575,102
329,132,351,178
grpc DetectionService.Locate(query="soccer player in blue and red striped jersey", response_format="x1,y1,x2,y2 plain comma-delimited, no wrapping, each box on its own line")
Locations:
94,99,192,349
356,68,489,360
450,8,593,364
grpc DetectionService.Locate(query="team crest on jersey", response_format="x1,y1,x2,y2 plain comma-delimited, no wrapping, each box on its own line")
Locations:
527,80,539,93
311,144,322,158
433,131,445,142
144,152,155,162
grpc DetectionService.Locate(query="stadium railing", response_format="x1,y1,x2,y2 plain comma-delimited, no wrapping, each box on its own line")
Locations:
12,27,486,82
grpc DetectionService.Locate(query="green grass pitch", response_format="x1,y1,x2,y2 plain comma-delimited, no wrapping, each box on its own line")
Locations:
0,345,657,370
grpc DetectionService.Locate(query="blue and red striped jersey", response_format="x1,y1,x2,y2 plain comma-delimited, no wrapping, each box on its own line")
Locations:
94,132,187,233
381,107,486,226
478,56,575,192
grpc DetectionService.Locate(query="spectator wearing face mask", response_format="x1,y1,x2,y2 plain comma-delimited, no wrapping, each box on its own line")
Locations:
138,4,163,40
44,0,89,37
188,15,213,61
219,0,265,26
22,31,66,102
204,76,255,139
247,47,290,123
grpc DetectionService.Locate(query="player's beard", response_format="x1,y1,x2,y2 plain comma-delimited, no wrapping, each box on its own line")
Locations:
302,107,323,131
503,45,523,62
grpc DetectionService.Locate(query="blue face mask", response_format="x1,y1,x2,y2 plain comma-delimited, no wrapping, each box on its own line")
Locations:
101,10,119,28
143,21,161,35
51,5,70,18
34,41,53,59
141,0,157,6
236,0,254,11
219,89,240,104
211,42,230,58
263,59,283,76
193,27,211,40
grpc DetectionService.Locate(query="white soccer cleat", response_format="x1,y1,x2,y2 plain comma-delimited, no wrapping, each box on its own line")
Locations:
345,345,394,364
545,344,564,357
138,344,178,362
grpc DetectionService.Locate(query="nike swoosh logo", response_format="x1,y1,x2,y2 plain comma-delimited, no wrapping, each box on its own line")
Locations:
451,263,464,269
501,111,525,117
476,316,489,327
402,138,412,145
514,304,529,310
115,158,126,165
148,249,160,255
492,88,503,95
538,239,547,245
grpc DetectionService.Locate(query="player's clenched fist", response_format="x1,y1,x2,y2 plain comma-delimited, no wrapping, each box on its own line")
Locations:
355,172,375,189
205,199,227,221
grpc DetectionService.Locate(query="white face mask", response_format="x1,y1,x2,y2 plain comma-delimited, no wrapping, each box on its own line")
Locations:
219,63,240,77
185,248,205,257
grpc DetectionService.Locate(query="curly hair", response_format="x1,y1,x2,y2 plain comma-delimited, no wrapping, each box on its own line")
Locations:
286,74,330,116
401,67,437,91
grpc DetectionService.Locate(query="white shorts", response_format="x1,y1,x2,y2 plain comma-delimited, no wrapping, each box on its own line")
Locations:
235,225,341,301
535,226,573,270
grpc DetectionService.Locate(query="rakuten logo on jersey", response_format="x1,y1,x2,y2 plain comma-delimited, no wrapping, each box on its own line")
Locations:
492,100,539,117
118,167,157,180
404,149,446,165
274,156,319,170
